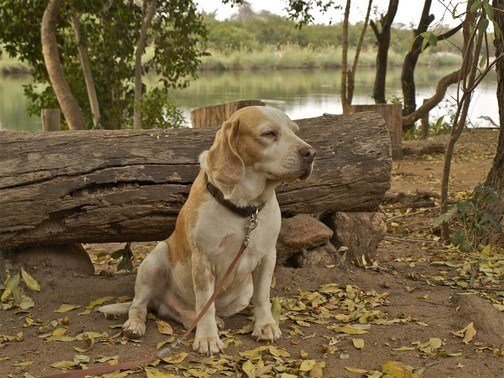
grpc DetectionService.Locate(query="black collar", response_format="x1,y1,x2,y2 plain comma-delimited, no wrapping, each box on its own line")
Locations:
204,174,265,218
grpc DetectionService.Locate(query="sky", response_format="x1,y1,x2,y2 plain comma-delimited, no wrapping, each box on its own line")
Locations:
197,0,464,28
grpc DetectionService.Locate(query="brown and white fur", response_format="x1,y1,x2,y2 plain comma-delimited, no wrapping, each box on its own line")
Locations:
99,106,316,355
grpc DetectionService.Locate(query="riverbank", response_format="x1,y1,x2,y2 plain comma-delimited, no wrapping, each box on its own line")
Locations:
0,55,30,75
199,45,461,71
1,46,462,75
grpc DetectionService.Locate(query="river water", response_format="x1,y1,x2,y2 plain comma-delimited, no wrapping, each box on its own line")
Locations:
0,66,498,131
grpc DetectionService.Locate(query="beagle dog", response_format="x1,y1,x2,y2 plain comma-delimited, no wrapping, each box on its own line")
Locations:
99,106,316,354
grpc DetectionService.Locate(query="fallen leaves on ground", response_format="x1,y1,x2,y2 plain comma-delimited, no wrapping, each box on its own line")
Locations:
1,272,36,311
54,304,82,313
452,322,477,344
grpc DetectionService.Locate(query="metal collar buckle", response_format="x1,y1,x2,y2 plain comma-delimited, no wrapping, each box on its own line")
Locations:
244,207,259,247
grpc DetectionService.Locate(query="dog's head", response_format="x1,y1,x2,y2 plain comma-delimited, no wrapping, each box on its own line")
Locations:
201,106,315,193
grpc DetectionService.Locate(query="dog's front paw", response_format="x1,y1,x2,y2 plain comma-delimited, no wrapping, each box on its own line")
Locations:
193,334,224,355
252,322,282,342
122,318,146,338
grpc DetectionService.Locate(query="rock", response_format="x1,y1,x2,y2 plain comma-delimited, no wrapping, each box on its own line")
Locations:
325,211,386,266
276,214,333,264
301,243,337,267
6,244,95,276
452,294,504,347
402,142,445,156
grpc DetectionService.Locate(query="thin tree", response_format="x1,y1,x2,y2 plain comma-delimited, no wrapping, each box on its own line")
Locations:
440,0,502,240
370,0,399,104
70,11,101,129
402,0,434,125
341,0,373,112
401,0,463,131
134,0,157,130
484,0,503,242
41,0,86,130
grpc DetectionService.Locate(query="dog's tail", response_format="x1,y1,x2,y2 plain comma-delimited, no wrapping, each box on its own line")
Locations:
98,302,132,316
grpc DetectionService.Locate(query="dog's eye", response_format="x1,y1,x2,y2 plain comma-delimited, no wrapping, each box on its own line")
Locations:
261,131,277,139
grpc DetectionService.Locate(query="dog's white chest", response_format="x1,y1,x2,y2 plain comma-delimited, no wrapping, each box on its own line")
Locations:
192,197,281,281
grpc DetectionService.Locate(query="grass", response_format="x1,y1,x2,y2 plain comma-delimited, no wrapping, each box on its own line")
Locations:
200,45,462,71
0,45,462,76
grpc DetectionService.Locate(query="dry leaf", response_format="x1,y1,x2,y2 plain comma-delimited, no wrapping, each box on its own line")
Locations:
95,356,119,363
21,268,41,292
271,296,282,325
345,366,369,374
54,304,81,313
242,359,255,378
392,346,415,351
86,296,114,310
352,338,365,349
309,361,326,378
51,360,78,370
52,327,67,336
156,320,173,335
145,367,177,378
162,352,188,364
381,360,419,378
12,361,33,367
300,359,317,372
452,322,477,344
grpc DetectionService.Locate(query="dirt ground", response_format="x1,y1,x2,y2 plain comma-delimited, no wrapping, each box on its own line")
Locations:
1,129,502,378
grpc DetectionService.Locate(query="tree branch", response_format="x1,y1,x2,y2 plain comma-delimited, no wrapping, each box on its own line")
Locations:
437,22,464,41
133,0,157,130
369,20,380,38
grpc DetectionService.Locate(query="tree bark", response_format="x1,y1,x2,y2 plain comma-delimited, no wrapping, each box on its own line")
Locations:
486,0,504,193
0,112,392,248
41,0,86,130
133,0,157,130
340,0,351,111
370,0,399,104
401,0,434,130
70,12,101,129
484,0,504,242
440,2,480,241
401,23,465,126
347,0,373,106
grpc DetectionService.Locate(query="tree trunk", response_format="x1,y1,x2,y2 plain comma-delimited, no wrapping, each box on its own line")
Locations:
370,0,399,104
401,23,465,126
401,0,434,130
340,0,351,111
440,3,481,241
41,0,86,130
70,12,101,129
133,0,157,130
0,112,392,248
191,100,265,128
347,0,373,106
486,0,504,193
484,0,504,242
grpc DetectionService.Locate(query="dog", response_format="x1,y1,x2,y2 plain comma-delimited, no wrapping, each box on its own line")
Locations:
99,106,316,354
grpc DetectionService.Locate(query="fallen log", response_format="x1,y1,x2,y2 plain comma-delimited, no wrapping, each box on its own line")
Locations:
0,112,391,248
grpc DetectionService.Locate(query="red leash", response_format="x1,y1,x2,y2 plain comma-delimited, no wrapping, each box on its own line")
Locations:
44,211,259,378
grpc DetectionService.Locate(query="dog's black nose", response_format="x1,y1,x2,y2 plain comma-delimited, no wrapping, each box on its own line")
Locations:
299,146,316,163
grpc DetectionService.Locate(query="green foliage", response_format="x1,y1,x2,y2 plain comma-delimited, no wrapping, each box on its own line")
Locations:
434,185,500,251
111,242,134,271
419,31,437,53
404,99,458,140
202,7,470,57
0,0,207,129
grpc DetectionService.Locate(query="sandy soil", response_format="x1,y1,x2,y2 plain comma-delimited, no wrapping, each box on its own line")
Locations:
1,129,502,378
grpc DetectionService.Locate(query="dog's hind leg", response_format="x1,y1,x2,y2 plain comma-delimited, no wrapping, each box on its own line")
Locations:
123,242,168,338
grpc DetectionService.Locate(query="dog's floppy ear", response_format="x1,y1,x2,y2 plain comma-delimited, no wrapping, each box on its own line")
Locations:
207,119,245,187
